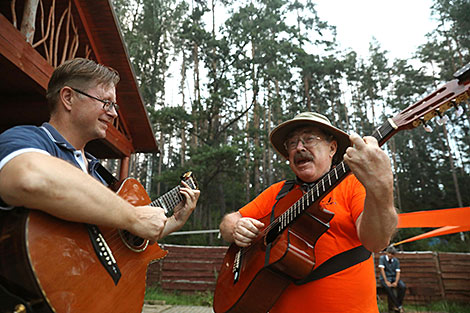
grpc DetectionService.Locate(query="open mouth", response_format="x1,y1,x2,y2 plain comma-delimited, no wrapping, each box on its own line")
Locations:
295,158,312,166
294,152,314,165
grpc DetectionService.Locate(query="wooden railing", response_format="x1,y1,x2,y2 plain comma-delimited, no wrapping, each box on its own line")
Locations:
146,244,470,304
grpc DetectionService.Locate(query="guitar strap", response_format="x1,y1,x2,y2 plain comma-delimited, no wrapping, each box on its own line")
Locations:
294,245,371,285
96,163,120,190
264,179,372,283
264,180,296,266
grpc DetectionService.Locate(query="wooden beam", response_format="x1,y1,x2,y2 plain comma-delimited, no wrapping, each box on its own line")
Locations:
0,13,52,91
105,124,134,157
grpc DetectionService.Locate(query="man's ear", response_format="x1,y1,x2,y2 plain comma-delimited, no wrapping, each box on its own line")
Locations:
329,140,338,158
59,87,74,111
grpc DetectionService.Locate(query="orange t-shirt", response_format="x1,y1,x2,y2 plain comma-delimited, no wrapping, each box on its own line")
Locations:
239,174,378,313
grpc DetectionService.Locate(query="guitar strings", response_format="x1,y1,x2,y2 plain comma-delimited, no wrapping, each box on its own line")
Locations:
234,162,352,260
97,178,198,258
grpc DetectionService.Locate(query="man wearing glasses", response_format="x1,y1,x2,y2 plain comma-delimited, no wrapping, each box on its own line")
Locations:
0,57,199,242
219,112,397,312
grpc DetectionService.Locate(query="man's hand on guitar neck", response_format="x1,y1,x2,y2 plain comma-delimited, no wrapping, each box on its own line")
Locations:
159,180,201,238
220,211,265,247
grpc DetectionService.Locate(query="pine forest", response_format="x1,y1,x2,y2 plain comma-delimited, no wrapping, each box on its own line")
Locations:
109,0,470,252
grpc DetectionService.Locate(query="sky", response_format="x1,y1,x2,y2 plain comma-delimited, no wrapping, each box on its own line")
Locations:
313,0,437,60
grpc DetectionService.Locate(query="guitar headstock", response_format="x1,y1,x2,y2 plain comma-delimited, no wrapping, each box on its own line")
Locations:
390,62,470,131
181,171,198,190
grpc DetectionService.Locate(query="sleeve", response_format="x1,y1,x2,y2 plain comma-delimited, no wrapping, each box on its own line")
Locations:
378,255,386,268
0,126,53,171
346,174,366,222
238,181,286,220
395,258,401,272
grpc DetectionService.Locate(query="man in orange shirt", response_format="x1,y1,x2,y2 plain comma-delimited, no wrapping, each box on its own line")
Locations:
219,112,397,312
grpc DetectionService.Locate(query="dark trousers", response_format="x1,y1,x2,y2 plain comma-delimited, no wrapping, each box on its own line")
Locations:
381,279,406,308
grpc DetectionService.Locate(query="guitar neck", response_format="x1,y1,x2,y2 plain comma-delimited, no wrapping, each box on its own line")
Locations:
267,119,398,242
150,186,184,216
149,176,197,217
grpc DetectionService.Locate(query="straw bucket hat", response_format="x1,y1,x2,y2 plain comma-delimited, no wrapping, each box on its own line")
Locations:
269,112,350,163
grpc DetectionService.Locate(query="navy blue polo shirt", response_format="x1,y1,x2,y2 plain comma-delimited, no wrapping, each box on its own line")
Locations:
0,123,107,208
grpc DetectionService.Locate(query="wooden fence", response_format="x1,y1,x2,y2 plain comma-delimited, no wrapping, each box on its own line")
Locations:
146,245,470,303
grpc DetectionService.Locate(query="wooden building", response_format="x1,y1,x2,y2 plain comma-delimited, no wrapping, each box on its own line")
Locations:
0,0,158,178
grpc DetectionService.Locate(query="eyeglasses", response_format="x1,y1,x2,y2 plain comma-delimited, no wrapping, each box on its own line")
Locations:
284,134,323,151
70,87,119,112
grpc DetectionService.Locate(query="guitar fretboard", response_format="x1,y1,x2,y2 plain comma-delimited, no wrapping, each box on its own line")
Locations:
150,177,197,217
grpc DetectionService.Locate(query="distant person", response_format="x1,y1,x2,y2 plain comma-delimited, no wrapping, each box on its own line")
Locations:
379,246,407,313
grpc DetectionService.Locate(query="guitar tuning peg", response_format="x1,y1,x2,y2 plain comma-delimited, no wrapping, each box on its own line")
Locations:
454,105,464,118
423,124,433,132
419,117,433,132
436,115,449,125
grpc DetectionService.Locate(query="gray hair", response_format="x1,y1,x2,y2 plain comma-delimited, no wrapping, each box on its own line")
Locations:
46,58,120,114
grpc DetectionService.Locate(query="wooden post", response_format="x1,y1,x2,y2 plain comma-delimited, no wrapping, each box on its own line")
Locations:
119,156,130,181
433,252,446,300
20,0,40,44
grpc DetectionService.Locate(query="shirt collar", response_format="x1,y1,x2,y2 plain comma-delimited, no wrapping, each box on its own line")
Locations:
40,122,98,163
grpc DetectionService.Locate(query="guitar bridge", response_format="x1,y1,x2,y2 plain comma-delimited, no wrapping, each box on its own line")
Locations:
87,224,121,285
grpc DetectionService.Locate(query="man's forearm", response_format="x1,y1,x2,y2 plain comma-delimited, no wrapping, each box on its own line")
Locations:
357,191,397,252
0,153,137,229
219,212,240,243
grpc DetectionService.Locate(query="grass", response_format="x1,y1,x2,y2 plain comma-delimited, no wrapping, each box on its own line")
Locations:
145,289,470,312
378,298,470,313
145,290,470,312
145,287,213,307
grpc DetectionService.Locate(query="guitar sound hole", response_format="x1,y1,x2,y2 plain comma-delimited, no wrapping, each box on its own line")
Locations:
119,230,148,252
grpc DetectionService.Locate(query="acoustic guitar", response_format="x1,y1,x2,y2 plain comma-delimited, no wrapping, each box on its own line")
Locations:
0,172,197,313
213,63,470,313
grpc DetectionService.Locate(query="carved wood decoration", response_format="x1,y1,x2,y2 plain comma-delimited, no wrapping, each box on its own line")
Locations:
11,0,90,67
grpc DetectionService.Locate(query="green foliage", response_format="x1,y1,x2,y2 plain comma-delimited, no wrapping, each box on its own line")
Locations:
113,0,470,251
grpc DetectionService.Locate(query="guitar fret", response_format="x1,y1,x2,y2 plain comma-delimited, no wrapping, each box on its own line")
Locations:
162,194,170,209
170,189,179,205
157,198,167,210
169,188,181,206
334,168,338,180
376,127,382,139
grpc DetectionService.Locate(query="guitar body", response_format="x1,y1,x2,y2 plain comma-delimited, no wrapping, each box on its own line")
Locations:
213,187,334,313
0,178,167,313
